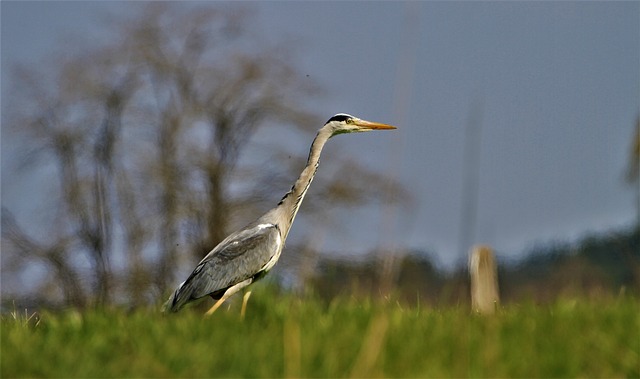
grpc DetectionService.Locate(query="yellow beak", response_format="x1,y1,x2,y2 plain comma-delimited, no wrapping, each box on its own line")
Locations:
354,119,397,130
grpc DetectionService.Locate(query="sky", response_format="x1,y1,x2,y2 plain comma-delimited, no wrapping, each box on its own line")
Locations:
2,1,639,269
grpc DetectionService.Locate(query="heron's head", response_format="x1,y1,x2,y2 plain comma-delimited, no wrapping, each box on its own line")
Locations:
324,113,396,137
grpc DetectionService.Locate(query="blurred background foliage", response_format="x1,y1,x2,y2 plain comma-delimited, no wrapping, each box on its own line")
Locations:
1,4,638,311
1,4,405,309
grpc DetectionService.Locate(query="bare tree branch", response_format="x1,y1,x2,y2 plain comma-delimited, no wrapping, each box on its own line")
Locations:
2,4,405,308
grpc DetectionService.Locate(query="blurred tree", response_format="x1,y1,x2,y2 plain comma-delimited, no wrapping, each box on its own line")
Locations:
1,4,403,308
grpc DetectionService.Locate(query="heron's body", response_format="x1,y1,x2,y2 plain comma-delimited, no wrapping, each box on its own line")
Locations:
164,114,396,314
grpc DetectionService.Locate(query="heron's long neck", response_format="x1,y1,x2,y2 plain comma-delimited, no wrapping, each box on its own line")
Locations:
276,127,332,239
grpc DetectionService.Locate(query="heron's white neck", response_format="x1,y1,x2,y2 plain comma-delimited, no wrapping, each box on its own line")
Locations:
274,126,333,240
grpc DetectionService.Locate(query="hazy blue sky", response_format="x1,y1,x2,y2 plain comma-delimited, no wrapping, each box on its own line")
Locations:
2,2,639,268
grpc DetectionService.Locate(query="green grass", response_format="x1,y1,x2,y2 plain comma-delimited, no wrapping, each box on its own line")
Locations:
2,289,639,378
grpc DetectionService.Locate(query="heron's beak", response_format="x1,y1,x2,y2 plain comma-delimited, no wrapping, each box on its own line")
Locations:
354,119,397,131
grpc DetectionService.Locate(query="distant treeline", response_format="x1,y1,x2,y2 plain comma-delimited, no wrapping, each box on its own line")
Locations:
4,225,637,311
307,225,640,306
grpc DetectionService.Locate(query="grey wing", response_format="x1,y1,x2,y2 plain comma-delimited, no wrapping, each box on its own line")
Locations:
165,223,281,311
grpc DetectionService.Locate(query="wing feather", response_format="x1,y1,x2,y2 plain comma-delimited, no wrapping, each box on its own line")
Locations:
165,223,281,311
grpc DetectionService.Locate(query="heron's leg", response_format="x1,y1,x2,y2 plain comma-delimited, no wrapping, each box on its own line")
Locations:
204,279,252,317
240,291,252,319
204,295,229,317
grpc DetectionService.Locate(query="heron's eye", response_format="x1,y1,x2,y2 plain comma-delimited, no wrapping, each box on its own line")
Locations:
346,118,354,124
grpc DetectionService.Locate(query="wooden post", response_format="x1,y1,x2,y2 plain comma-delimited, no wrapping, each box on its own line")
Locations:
469,245,500,314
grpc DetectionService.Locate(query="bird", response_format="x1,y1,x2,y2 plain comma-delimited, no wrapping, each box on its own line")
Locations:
163,113,396,316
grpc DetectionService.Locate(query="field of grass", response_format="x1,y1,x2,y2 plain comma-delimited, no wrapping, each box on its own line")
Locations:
2,288,639,378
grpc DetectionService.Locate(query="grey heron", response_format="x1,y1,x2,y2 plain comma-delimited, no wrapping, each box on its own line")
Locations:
163,114,396,316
